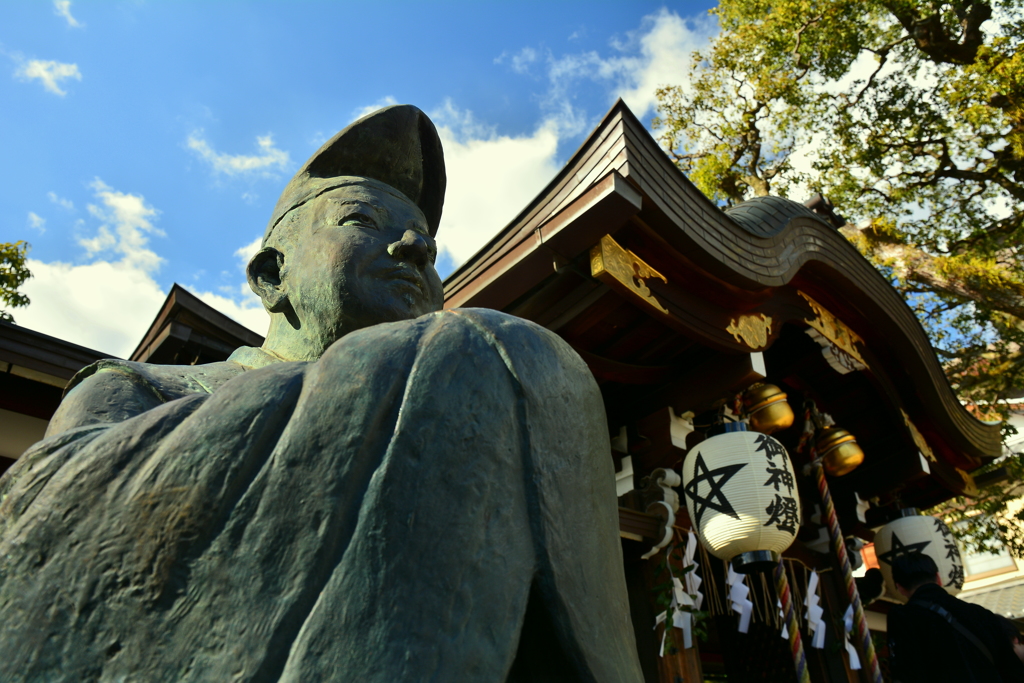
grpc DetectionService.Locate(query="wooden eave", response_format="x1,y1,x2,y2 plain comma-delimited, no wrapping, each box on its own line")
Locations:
0,321,112,420
0,320,112,380
130,284,265,364
443,100,1000,505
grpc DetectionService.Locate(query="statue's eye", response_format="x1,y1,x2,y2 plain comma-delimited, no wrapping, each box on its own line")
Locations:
341,213,376,229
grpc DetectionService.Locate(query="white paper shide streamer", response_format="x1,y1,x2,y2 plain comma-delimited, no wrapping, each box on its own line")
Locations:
655,577,696,654
726,564,753,634
654,535,704,655
683,532,704,611
804,571,826,649
843,604,862,670
775,599,788,640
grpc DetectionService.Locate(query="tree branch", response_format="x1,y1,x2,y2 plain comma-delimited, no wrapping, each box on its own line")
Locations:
841,223,1024,320
881,0,993,64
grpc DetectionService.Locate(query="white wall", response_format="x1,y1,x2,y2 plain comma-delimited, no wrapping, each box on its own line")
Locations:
0,408,48,459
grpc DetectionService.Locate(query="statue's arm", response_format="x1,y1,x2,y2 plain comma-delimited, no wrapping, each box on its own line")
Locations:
45,365,164,438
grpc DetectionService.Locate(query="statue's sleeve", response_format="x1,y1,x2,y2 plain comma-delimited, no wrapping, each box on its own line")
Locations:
45,364,166,436
44,357,249,437
0,364,173,532
0,323,421,682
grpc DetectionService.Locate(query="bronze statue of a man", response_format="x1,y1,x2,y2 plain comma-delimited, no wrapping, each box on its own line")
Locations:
0,105,643,682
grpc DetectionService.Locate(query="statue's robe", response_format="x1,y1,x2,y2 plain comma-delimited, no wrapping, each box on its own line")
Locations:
0,309,643,683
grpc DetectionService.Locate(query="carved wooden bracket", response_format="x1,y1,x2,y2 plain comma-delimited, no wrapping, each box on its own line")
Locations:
799,291,869,371
590,234,668,314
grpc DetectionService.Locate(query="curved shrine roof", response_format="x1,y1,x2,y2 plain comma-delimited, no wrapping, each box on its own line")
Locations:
443,100,999,509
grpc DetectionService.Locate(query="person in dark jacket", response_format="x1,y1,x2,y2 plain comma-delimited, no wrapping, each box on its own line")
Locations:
887,554,1024,682
999,616,1024,665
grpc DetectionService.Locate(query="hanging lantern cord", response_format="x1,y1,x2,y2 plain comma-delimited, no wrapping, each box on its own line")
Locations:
811,461,883,682
774,560,810,683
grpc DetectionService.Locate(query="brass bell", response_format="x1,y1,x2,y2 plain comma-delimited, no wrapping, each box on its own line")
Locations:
816,426,865,476
743,383,795,435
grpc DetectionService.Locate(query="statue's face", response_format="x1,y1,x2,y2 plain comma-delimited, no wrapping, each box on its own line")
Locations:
280,181,443,343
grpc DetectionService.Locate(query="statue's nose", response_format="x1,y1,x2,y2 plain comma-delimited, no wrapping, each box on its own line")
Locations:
387,230,432,268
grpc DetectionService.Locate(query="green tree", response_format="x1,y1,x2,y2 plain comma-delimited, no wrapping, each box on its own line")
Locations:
654,0,1024,554
0,241,32,323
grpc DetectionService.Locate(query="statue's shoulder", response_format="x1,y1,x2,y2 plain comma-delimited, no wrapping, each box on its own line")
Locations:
340,308,555,347
66,357,247,399
378,308,586,375
350,308,567,354
424,308,560,341
409,308,597,397
49,356,247,437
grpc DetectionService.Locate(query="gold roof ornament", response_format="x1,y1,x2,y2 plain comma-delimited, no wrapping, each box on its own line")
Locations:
726,313,773,350
798,291,868,372
900,408,937,464
590,234,668,314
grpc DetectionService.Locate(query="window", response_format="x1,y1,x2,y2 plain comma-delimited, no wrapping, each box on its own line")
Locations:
962,545,1016,578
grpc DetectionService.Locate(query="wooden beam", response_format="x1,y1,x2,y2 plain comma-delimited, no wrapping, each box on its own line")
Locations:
619,506,662,542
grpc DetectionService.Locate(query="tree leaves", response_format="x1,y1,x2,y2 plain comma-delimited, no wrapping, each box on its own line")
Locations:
655,0,1024,553
0,241,31,323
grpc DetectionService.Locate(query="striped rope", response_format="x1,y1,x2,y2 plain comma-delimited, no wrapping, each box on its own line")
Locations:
813,462,883,682
774,559,810,683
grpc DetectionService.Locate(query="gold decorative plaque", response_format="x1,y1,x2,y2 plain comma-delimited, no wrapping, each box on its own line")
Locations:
726,313,773,349
901,408,937,463
955,468,980,497
590,234,668,314
798,291,868,368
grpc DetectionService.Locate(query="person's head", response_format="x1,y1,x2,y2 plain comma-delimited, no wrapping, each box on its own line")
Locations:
248,105,446,361
999,616,1024,664
891,553,941,598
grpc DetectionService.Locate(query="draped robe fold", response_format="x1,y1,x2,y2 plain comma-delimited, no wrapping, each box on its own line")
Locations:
0,308,643,683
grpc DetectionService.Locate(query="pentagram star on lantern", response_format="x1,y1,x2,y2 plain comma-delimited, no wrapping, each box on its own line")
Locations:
684,452,746,528
877,531,931,566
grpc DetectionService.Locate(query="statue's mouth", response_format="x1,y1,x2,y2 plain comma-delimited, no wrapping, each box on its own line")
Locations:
385,268,423,293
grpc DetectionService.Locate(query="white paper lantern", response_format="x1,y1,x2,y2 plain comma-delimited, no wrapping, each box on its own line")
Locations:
874,511,964,600
682,423,800,572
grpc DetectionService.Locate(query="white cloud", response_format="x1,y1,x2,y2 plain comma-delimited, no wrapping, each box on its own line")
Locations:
191,283,268,338
307,131,330,150
19,179,167,355
352,96,399,121
510,47,539,74
15,59,81,96
53,0,83,28
27,212,46,233
431,101,561,266
235,235,263,266
20,259,168,357
48,191,74,210
187,131,291,177
610,9,716,119
82,178,163,272
502,9,715,129
19,180,267,356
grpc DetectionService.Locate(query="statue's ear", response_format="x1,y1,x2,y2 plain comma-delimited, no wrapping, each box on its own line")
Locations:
247,247,290,313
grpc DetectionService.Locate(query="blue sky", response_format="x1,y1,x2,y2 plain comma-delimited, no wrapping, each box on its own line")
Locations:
2,1,716,356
